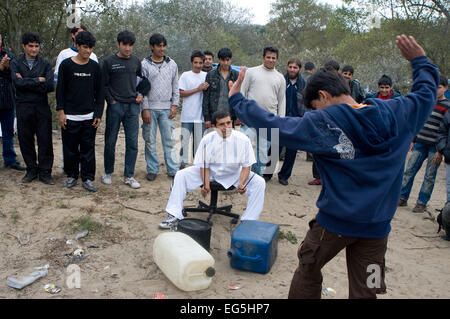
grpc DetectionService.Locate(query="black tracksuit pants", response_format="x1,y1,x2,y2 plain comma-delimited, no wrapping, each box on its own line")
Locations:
61,119,96,182
16,103,54,174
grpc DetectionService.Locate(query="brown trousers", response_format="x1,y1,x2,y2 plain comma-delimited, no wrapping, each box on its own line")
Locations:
288,220,388,299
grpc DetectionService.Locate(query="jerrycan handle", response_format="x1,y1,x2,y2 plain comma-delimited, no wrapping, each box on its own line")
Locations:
227,248,262,263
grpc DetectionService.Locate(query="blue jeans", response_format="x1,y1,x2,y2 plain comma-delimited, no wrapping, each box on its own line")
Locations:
400,142,440,205
0,108,18,166
142,109,178,176
104,102,140,177
241,125,271,176
180,122,204,165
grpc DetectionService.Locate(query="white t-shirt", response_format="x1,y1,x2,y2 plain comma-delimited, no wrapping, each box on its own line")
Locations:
179,70,206,123
193,130,256,189
66,113,94,121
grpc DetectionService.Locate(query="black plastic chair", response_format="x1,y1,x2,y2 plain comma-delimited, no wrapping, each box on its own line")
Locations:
182,181,240,225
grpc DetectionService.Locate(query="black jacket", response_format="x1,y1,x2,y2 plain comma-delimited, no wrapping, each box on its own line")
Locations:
10,54,54,105
284,73,306,117
349,79,365,103
202,66,239,121
0,49,16,110
436,101,450,163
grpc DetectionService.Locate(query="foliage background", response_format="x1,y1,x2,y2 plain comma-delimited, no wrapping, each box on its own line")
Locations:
1,0,448,94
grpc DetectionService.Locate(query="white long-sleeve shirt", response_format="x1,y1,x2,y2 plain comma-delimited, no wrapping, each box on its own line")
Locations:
193,130,256,189
240,64,286,117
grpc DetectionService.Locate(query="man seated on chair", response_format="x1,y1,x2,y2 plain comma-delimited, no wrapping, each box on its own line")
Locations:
159,109,266,229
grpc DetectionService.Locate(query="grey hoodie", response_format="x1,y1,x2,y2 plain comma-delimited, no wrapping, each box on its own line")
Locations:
141,55,179,110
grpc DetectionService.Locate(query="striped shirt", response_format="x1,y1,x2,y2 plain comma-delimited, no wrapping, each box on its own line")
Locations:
415,99,450,144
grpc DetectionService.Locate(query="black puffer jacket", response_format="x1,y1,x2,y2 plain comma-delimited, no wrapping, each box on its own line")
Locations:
9,54,54,105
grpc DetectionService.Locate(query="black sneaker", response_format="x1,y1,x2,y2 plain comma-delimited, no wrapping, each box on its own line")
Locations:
39,173,55,185
146,173,157,181
82,180,97,192
22,171,38,183
6,162,26,171
278,178,288,186
64,177,78,188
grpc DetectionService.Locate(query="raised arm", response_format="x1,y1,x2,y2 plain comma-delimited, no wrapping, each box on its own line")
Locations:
379,35,439,136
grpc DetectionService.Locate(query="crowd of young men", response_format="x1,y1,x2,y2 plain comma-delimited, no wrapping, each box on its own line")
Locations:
1,27,449,298
1,26,449,209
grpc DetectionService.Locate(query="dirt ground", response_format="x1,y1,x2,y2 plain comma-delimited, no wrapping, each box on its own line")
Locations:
0,116,449,299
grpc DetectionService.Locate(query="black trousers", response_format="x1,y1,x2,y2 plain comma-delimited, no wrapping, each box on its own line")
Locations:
61,119,97,181
16,103,54,173
312,156,320,179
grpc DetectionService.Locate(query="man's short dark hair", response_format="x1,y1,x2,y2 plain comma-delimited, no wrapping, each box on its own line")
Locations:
305,62,315,71
22,32,40,45
378,75,392,87
70,25,88,35
75,31,96,48
288,58,302,69
203,50,214,58
218,48,232,60
439,75,448,87
149,33,167,47
303,68,351,109
324,60,340,72
342,65,354,74
117,30,136,45
263,46,279,58
191,50,205,62
212,109,231,125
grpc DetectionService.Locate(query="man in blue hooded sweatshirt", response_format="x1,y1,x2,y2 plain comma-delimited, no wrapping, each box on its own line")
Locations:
228,35,439,299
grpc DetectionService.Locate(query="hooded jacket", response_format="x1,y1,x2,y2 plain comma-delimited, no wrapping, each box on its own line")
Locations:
140,55,179,110
229,56,439,238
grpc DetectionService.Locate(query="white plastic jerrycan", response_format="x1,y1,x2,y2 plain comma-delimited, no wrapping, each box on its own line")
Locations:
153,231,216,292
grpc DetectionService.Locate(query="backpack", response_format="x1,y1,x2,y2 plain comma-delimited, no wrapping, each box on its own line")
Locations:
437,201,450,241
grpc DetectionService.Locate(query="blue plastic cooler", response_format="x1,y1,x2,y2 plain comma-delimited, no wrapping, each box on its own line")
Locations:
227,220,279,274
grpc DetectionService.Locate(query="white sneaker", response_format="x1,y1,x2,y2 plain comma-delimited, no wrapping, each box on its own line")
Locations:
101,173,112,185
158,214,179,229
124,177,141,189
